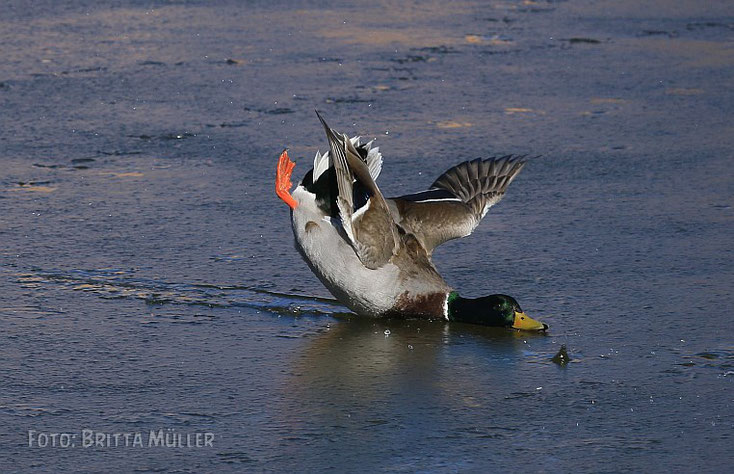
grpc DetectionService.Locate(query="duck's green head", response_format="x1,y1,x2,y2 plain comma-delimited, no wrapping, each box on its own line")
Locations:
446,292,548,331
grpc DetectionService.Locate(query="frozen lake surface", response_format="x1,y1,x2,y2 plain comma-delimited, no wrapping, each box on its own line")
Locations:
1,0,732,471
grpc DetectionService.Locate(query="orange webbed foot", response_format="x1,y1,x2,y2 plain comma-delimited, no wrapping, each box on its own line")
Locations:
275,149,298,210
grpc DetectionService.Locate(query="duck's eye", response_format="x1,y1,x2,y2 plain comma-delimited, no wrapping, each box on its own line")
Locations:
521,316,525,320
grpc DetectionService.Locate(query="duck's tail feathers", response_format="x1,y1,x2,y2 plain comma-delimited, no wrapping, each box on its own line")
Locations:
313,149,330,182
311,137,382,184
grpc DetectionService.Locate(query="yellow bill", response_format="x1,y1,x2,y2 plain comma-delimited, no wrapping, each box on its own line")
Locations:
512,311,548,331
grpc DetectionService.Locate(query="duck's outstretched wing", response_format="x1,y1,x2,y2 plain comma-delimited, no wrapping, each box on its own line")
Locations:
317,112,398,269
388,156,527,254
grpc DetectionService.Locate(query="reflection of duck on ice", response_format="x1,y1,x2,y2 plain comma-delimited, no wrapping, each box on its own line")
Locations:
273,318,546,452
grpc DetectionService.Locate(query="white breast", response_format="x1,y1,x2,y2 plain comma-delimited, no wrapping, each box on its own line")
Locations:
290,185,401,316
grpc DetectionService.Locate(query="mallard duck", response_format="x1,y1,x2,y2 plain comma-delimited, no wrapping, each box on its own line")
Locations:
275,112,547,331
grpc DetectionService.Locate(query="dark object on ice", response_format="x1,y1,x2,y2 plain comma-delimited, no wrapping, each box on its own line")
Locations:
552,345,570,366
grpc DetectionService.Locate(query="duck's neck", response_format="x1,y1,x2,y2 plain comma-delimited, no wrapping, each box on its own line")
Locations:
446,291,507,326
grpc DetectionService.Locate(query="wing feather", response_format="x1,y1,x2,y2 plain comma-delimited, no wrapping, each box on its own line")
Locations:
388,155,528,254
316,111,398,269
